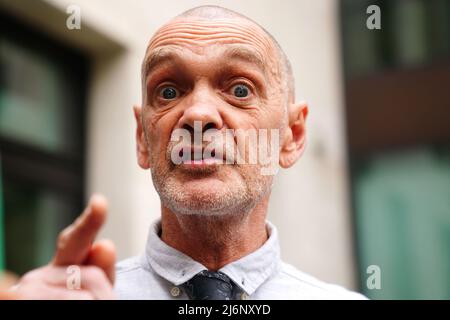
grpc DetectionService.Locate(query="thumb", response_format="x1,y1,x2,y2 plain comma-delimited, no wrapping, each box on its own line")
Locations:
85,239,116,284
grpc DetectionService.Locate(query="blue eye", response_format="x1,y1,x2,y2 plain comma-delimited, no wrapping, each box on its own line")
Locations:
232,84,249,98
160,86,178,100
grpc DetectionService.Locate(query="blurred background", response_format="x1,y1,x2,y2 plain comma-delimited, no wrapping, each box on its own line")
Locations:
0,0,449,299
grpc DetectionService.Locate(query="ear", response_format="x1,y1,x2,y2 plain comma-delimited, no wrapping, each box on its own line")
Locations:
133,105,151,169
279,101,308,168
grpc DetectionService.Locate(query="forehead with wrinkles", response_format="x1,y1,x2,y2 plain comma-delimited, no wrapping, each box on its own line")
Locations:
141,16,283,91
148,17,274,53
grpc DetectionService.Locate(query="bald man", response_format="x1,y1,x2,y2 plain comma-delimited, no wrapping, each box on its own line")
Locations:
11,6,365,300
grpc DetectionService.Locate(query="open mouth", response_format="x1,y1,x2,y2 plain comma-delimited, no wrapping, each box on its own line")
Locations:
178,147,224,167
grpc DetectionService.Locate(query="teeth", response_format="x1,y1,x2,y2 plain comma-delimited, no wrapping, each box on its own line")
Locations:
203,158,217,164
190,149,219,160
177,147,223,163
181,158,219,164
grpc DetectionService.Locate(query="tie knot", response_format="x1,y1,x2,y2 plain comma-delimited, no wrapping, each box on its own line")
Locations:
182,271,241,300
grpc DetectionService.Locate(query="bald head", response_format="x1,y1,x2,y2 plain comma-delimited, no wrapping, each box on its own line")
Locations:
143,5,295,104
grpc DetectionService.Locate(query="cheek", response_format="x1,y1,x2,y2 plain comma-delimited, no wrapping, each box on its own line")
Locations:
144,110,179,162
223,99,284,138
264,94,286,126
246,104,284,132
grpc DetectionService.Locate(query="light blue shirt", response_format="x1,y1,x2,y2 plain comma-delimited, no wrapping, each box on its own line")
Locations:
115,220,367,300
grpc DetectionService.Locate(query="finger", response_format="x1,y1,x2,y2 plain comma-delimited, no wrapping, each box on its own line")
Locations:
49,288,95,300
86,239,116,284
79,266,116,299
0,271,20,300
42,265,116,300
0,291,19,300
19,285,95,300
53,194,108,266
0,271,18,289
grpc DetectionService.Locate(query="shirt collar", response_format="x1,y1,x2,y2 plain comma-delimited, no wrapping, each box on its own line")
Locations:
145,219,282,295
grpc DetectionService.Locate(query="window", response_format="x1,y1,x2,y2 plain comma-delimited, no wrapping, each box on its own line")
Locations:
341,0,450,299
0,12,89,275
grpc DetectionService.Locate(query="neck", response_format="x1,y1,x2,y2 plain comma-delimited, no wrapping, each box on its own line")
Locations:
160,196,270,271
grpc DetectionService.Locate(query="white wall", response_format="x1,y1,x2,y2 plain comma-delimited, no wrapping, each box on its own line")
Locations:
1,0,358,289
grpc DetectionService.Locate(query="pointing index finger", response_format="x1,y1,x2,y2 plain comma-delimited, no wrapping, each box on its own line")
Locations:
52,194,108,266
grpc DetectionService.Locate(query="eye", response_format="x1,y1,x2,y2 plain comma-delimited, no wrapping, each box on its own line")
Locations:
232,84,250,98
159,86,178,100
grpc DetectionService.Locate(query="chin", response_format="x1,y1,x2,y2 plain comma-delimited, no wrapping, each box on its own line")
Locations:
161,177,252,216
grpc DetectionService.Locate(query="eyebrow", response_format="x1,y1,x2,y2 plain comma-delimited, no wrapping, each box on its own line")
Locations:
141,45,268,82
142,47,181,82
222,46,267,74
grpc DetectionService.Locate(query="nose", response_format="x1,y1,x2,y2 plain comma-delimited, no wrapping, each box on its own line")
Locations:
177,86,224,135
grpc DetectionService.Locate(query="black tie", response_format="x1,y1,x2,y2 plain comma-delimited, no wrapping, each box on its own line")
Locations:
182,271,241,300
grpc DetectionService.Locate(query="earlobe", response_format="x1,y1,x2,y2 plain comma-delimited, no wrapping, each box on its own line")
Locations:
279,101,308,169
133,105,151,169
